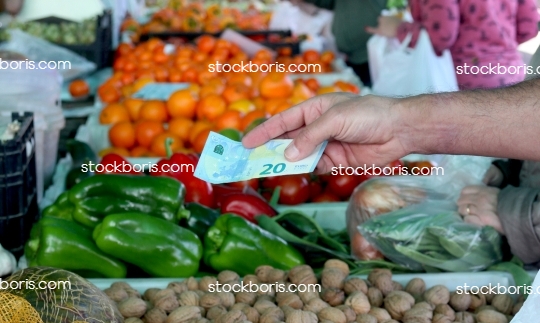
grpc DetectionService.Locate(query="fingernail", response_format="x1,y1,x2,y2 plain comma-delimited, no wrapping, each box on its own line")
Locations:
285,144,299,160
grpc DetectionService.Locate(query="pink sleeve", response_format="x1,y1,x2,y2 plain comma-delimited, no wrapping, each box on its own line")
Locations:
396,0,460,55
516,0,539,44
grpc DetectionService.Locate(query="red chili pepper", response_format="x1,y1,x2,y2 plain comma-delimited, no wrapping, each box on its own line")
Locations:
220,193,277,223
96,153,142,175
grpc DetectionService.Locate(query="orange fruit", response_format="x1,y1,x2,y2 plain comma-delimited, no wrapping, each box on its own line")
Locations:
99,147,130,157
150,132,183,157
139,100,169,122
131,146,151,157
181,66,200,83
228,99,256,114
303,49,320,63
153,66,169,82
227,73,252,87
98,85,121,104
69,79,90,98
215,110,242,131
99,103,130,124
259,73,294,99
197,94,227,121
272,100,292,115
254,49,273,61
197,35,216,53
168,68,183,83
167,89,198,119
192,129,211,154
240,110,267,131
292,82,315,100
222,84,250,104
189,121,213,144
200,83,224,98
264,98,287,115
135,120,165,148
124,98,145,121
168,117,194,143
320,51,335,65
109,121,136,149
197,69,217,85
132,77,154,92
304,78,320,92
252,97,266,110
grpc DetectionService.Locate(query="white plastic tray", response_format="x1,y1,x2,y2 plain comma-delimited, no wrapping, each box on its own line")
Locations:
89,271,515,294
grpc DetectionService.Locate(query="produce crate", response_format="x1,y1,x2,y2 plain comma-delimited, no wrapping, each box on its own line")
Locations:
33,10,113,69
0,112,39,256
139,29,291,42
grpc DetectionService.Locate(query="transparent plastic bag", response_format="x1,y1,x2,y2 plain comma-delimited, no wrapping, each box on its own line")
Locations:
346,155,492,260
0,29,96,80
358,201,503,272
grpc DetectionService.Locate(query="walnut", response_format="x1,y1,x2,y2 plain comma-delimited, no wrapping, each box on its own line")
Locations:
217,292,236,309
475,305,496,314
215,309,247,323
112,282,133,290
257,295,276,303
303,298,330,314
243,274,260,285
336,305,356,322
321,268,347,290
285,310,318,323
278,294,304,309
402,306,432,323
268,269,287,283
257,283,277,297
256,265,274,282
236,292,258,305
392,281,403,292
381,321,399,323
368,270,393,296
298,291,320,303
144,288,161,302
105,287,129,302
154,290,179,313
195,319,211,323
260,307,285,323
126,288,141,298
324,259,350,276
321,288,345,306
254,300,278,314
218,270,240,284
198,306,207,318
200,293,222,309
317,307,347,323
288,265,318,285
280,305,295,319
468,292,486,311
449,292,471,312
432,314,453,323
144,308,167,323
491,294,514,315
344,278,369,295
168,282,188,295
199,276,218,292
345,291,371,315
356,314,378,323
242,306,261,323
454,311,475,323
185,277,199,291
178,291,200,307
423,285,450,306
231,303,249,312
476,309,508,323
194,290,205,298
125,318,144,323
383,291,415,321
165,306,202,323
512,301,524,315
412,302,432,312
277,292,296,303
367,288,383,307
206,305,228,320
368,307,391,323
405,278,426,297
433,304,454,320
119,297,147,318
154,289,177,302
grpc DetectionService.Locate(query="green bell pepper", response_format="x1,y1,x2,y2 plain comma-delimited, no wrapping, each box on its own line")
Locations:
25,217,126,278
181,203,220,241
93,213,203,277
69,174,187,228
42,191,74,221
204,214,305,276
65,139,97,189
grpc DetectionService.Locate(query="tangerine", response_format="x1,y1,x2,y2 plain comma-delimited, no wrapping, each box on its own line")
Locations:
189,121,213,144
197,35,216,53
124,98,145,121
135,120,165,148
98,85,121,104
168,117,194,142
99,147,130,157
215,110,242,131
259,73,294,99
139,100,169,122
131,146,151,157
167,89,198,119
99,103,131,124
150,132,183,157
222,84,250,104
69,79,90,98
228,99,256,114
109,121,136,149
192,129,211,154
240,110,267,131
197,94,227,121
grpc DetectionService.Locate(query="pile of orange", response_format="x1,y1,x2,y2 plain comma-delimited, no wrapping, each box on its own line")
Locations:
121,3,271,40
276,49,336,74
99,72,359,157
98,36,337,104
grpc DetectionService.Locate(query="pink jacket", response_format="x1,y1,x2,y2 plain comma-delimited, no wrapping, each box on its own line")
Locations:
397,0,539,90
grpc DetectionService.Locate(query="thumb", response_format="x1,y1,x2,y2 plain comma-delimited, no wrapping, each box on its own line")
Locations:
285,112,336,162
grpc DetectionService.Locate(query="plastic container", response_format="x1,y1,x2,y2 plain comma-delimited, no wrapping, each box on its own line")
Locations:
0,112,39,257
0,67,65,201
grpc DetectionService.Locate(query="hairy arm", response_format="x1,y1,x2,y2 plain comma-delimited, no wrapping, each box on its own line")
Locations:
400,78,540,160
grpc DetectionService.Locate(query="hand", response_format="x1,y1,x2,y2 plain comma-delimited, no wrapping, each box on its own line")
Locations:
457,185,504,234
242,93,412,173
482,165,504,187
365,16,402,38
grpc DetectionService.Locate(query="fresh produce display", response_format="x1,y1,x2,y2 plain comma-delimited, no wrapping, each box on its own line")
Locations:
9,16,97,44
101,260,525,323
0,267,123,322
121,3,272,36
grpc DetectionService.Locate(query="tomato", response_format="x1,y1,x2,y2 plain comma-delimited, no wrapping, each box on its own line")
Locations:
312,192,341,203
385,160,405,176
309,181,323,199
275,175,310,205
185,179,215,207
262,176,280,189
326,174,361,199
228,179,259,191
318,173,332,184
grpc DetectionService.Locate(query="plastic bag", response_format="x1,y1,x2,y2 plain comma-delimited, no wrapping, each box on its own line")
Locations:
511,270,540,322
0,29,96,80
346,155,492,260
369,29,458,97
359,201,503,272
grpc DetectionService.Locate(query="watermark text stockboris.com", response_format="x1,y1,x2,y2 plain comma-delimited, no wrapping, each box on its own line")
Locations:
81,161,195,174
209,61,321,73
0,279,71,290
456,63,540,76
0,59,72,70
457,283,539,295
208,282,321,293
331,164,444,176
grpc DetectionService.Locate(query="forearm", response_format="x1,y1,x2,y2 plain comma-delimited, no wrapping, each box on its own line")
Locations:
397,78,540,161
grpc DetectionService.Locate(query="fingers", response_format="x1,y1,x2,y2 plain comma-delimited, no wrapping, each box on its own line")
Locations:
463,215,483,226
458,203,477,217
460,185,483,195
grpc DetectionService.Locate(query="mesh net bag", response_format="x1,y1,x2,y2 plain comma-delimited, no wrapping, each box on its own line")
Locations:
0,292,44,323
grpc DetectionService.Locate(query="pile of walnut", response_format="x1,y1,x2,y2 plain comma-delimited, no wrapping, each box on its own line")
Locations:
103,259,523,323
